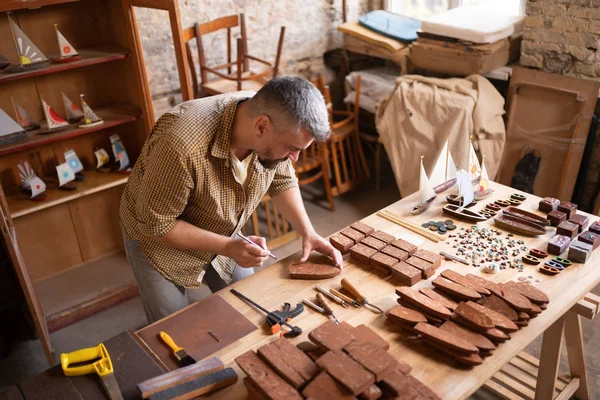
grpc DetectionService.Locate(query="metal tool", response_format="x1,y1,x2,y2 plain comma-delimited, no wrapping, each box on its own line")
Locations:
315,286,349,308
315,293,340,324
340,278,385,314
231,288,303,338
160,331,196,367
330,288,361,308
61,343,123,400
237,232,277,259
440,251,469,265
302,299,331,320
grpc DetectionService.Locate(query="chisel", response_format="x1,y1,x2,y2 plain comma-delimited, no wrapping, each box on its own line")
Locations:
341,278,385,314
330,288,362,308
159,331,196,367
315,293,340,324
315,286,349,308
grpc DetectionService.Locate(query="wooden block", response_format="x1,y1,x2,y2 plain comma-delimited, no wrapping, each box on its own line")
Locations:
349,243,378,264
569,241,593,263
289,263,341,280
464,301,519,332
315,351,375,395
390,261,421,286
547,210,567,226
359,384,382,400
413,249,442,269
579,230,600,249
499,288,533,311
548,234,571,255
258,338,318,387
309,321,355,352
378,368,418,399
330,234,354,254
432,277,482,301
528,303,542,316
464,273,504,297
440,270,490,296
439,320,495,351
360,236,387,251
138,356,224,399
422,338,484,366
557,221,579,239
350,221,375,236
405,256,434,279
343,341,396,380
148,368,238,400
518,311,530,321
406,375,441,400
450,314,510,342
454,302,494,329
301,372,355,400
569,213,589,233
414,322,479,354
558,201,577,219
351,324,390,350
395,287,452,319
397,298,444,324
296,342,326,362
420,288,458,311
503,281,550,305
369,252,398,274
341,227,366,244
369,230,395,243
539,197,560,212
590,221,600,235
391,238,417,255
483,294,519,321
235,351,302,400
244,377,269,400
387,305,427,326
380,245,409,261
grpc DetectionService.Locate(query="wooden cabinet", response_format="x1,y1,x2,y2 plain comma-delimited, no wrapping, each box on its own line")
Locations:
0,0,154,363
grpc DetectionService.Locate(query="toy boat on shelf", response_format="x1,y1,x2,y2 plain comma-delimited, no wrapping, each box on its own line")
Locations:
78,94,104,128
6,13,50,72
446,194,476,208
494,214,546,236
51,24,81,63
411,156,437,215
62,92,84,122
503,206,550,226
442,204,487,222
474,155,494,200
40,96,69,133
12,98,40,131
430,135,458,194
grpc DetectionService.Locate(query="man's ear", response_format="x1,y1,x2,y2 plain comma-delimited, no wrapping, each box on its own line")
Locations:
255,115,271,138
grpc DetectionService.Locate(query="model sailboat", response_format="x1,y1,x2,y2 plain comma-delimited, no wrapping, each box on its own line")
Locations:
17,161,46,200
474,156,494,200
468,136,482,185
411,156,437,215
442,170,486,222
95,148,111,172
40,96,69,132
12,98,40,131
56,162,76,190
430,135,458,194
78,94,104,128
7,13,50,72
64,149,86,181
62,92,84,122
52,24,80,63
110,134,130,171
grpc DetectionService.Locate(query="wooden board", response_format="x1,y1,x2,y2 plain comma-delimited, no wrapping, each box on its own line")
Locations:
338,21,406,53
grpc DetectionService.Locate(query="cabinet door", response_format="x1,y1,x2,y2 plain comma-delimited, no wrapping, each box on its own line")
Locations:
0,184,54,365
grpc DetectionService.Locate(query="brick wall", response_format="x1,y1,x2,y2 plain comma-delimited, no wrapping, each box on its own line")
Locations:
136,0,381,117
520,0,600,211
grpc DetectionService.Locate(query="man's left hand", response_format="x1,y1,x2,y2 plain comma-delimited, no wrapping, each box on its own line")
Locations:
299,231,343,269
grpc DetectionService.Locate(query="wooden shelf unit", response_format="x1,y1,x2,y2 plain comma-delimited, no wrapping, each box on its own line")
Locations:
0,0,155,365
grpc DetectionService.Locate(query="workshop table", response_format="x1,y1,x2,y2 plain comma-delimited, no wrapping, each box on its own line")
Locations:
134,181,600,399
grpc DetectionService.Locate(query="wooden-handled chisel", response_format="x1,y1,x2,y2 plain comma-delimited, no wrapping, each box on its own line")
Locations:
330,288,361,308
315,293,339,324
315,286,349,308
160,331,196,367
341,278,385,314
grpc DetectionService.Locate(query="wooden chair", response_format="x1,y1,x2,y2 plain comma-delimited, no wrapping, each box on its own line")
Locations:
183,14,285,98
243,195,298,250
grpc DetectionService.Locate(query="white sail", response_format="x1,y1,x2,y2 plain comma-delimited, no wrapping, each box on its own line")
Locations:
17,161,35,189
56,162,75,186
478,158,492,193
40,97,69,129
29,176,46,198
468,141,481,182
456,170,474,211
80,94,102,124
95,148,110,168
55,25,78,58
419,158,436,205
62,92,83,122
64,149,84,174
430,141,458,187
110,134,130,170
9,15,48,65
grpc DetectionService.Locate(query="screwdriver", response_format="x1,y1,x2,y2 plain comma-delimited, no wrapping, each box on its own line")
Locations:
330,288,361,309
315,286,349,308
315,293,340,324
341,278,385,314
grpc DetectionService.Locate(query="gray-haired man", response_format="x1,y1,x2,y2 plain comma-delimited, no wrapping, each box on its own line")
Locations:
120,76,343,323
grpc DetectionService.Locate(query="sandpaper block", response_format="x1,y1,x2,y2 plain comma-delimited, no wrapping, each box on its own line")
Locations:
147,368,237,400
289,263,341,280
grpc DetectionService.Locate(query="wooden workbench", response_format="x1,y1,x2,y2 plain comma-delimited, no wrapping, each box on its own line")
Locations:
134,181,600,399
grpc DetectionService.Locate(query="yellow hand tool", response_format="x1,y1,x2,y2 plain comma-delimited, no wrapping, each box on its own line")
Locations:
159,331,196,367
61,343,123,400
341,278,385,314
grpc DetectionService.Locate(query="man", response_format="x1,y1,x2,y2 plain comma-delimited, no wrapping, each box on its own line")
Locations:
120,76,342,323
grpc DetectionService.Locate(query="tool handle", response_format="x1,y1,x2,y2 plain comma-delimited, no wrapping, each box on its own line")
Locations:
159,331,183,353
303,299,326,314
316,293,333,315
341,278,366,303
61,343,113,377
330,288,357,306
315,286,345,306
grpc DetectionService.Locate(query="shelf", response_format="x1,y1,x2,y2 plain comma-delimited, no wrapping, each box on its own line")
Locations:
0,47,130,83
0,0,80,13
0,103,141,156
6,170,130,218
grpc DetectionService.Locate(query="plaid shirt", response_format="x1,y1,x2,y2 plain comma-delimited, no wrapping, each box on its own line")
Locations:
120,92,298,287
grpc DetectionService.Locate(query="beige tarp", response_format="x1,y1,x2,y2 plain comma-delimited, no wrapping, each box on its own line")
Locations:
375,74,506,197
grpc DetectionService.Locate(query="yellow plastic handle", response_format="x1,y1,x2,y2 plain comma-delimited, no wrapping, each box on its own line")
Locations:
61,343,114,377
159,331,183,353
341,278,366,303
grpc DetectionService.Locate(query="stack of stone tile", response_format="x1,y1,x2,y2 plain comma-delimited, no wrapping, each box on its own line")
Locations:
235,321,440,399
329,221,442,286
386,271,550,367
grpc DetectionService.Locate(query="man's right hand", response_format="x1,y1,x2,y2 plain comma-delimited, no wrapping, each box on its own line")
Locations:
225,235,270,268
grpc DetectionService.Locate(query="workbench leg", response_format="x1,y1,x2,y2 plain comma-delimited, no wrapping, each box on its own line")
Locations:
564,311,590,400
535,316,566,400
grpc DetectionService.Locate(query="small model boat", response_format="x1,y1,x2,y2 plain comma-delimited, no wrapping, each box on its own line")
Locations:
494,214,546,236
17,161,46,201
110,134,130,172
51,24,81,63
64,149,86,181
40,96,69,132
430,134,458,194
446,194,476,208
78,94,103,128
474,156,494,200
468,137,481,186
411,156,437,215
7,13,50,72
56,162,76,190
503,206,550,227
12,98,40,131
95,148,111,172
62,92,84,122
442,204,487,222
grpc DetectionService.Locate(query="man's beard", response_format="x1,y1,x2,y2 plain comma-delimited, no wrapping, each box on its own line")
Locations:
258,155,286,169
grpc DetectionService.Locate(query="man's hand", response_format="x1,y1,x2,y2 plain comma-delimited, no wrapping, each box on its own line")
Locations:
225,235,270,268
299,230,343,269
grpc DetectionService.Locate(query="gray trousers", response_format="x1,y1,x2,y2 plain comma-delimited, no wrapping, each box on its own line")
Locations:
123,236,254,324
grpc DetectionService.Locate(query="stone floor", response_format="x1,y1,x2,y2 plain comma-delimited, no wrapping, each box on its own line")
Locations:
1,163,599,399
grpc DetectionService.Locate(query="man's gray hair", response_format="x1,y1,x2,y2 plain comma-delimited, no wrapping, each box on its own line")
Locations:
248,76,331,142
